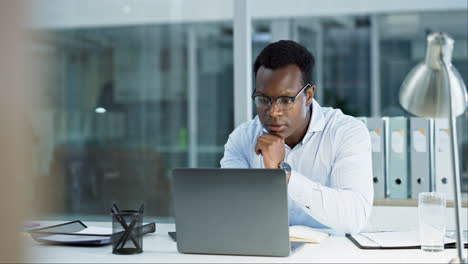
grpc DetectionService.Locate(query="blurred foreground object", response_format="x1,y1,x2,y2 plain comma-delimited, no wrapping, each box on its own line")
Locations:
0,0,32,262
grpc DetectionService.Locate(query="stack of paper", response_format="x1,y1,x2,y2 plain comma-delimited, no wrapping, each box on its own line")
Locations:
289,225,330,243
38,227,112,245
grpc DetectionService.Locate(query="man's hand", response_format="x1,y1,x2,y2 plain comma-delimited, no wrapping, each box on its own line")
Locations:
255,134,285,169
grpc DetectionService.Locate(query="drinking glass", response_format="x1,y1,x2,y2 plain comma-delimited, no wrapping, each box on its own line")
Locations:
418,192,446,252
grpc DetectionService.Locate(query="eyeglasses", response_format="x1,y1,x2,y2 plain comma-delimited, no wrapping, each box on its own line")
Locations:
251,83,311,111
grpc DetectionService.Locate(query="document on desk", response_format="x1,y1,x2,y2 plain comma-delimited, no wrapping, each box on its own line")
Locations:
38,227,112,245
40,234,111,244
29,220,156,246
347,231,461,249
362,231,422,247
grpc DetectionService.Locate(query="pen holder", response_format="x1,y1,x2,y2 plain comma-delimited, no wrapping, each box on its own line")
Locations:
112,210,143,254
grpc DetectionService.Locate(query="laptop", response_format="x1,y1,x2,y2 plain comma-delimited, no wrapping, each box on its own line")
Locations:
171,168,304,257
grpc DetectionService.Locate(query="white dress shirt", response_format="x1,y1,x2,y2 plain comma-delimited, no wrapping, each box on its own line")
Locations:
220,99,373,234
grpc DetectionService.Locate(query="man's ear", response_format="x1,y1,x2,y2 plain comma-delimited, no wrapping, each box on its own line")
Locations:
306,85,315,107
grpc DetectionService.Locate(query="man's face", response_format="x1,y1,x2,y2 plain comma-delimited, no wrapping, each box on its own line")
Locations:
254,64,314,140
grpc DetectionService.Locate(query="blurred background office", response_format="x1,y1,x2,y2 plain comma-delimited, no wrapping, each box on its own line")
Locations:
21,0,468,220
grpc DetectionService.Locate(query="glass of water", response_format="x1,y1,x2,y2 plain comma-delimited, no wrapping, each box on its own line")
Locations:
418,192,446,252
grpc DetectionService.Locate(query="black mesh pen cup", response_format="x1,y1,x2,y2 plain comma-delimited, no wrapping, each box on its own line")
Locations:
112,210,143,254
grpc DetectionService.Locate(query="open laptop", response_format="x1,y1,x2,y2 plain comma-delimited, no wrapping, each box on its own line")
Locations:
171,168,304,257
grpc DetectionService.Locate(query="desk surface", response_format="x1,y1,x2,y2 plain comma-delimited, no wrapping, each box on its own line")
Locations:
25,221,460,263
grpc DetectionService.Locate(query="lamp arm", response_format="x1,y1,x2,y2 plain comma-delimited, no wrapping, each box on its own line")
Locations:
440,58,467,263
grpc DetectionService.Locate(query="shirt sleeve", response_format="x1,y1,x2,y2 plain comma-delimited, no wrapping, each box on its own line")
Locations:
287,121,374,234
220,127,250,168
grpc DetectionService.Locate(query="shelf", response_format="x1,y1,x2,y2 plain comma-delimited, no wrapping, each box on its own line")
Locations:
374,199,468,207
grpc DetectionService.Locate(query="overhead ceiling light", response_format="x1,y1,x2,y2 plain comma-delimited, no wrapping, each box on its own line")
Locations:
95,107,107,114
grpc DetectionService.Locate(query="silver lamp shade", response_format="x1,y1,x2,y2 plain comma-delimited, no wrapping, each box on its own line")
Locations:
399,32,467,117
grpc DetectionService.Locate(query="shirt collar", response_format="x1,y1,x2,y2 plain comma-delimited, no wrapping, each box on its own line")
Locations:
302,99,325,144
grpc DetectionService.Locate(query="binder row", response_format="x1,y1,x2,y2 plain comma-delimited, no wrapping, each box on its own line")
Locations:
358,117,454,200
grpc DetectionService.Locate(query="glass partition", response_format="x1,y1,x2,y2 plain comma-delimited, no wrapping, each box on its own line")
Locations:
29,22,234,217
28,3,467,220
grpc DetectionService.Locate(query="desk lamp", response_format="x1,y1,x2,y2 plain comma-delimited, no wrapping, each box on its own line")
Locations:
399,32,467,263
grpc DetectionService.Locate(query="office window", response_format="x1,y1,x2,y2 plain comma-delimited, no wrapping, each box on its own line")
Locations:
321,16,371,116
379,11,468,191
28,2,468,220
252,16,371,117
29,23,234,217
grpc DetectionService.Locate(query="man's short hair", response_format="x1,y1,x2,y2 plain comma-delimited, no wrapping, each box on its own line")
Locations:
253,40,315,86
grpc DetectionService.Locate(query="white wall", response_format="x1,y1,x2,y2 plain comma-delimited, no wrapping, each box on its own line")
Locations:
29,0,234,29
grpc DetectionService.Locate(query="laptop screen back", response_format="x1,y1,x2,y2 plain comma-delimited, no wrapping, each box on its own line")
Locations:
172,168,290,257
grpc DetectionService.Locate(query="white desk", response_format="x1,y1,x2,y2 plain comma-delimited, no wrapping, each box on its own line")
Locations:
25,221,461,263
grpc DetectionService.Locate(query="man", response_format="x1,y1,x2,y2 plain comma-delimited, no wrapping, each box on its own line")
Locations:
220,40,373,234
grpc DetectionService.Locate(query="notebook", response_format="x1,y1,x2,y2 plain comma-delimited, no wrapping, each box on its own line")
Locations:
347,230,468,249
38,226,113,245
28,220,155,246
289,225,330,243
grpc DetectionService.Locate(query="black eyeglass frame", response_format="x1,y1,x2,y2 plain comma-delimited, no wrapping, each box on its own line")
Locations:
251,83,312,110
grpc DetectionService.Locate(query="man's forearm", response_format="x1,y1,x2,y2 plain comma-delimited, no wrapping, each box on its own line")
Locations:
288,170,373,234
